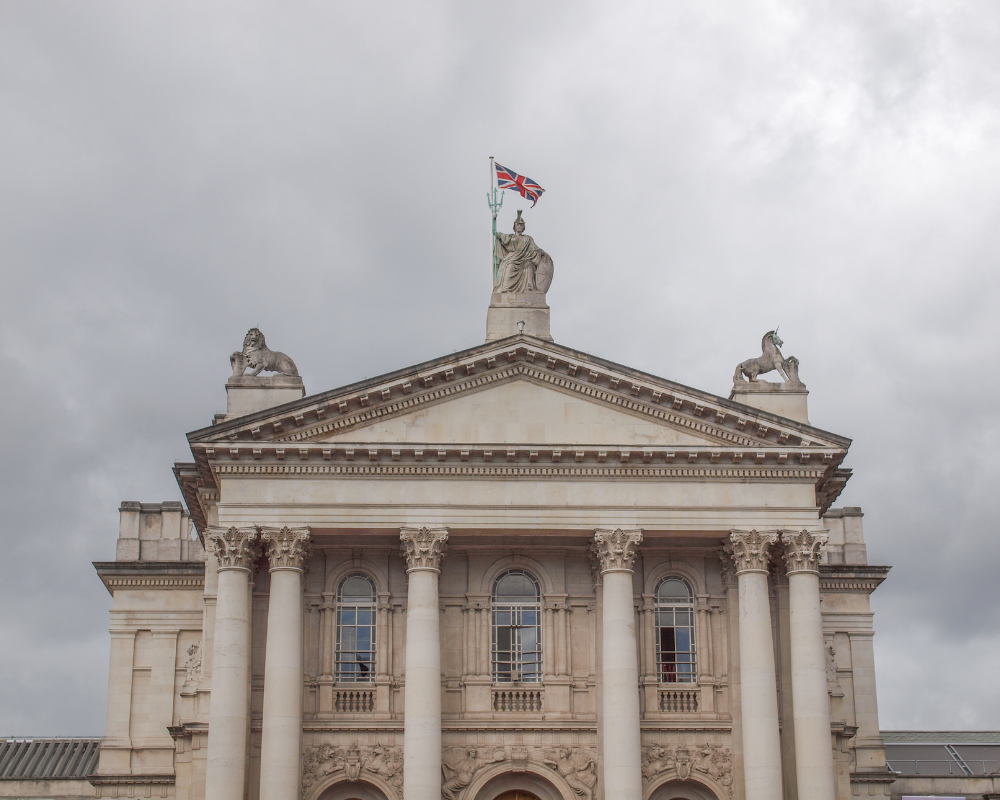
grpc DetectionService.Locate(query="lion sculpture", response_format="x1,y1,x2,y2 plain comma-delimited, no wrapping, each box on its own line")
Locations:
733,329,802,385
230,328,299,377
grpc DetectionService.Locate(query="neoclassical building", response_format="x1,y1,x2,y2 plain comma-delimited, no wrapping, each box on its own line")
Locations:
7,249,899,800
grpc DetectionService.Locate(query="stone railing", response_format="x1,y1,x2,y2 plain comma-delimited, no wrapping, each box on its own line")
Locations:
658,688,699,713
334,688,375,713
492,688,543,713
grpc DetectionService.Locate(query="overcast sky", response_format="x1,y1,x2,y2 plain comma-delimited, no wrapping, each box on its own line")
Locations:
2,1,999,736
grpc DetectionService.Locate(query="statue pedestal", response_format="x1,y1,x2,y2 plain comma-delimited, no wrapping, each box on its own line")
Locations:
225,375,305,420
485,292,553,342
729,381,809,424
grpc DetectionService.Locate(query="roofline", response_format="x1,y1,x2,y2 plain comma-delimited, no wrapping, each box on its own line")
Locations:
187,334,852,447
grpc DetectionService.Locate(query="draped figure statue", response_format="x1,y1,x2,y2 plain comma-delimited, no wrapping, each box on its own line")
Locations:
494,210,554,294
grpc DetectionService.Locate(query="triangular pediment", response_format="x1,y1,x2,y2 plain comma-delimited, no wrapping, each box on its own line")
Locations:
310,378,728,447
189,336,850,451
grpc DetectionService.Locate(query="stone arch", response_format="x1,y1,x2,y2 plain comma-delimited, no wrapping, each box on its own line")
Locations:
324,557,389,596
466,762,576,800
643,560,706,597
480,554,556,596
643,773,727,800
307,774,398,800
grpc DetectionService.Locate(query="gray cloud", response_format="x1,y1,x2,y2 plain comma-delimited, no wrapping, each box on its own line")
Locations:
2,0,999,733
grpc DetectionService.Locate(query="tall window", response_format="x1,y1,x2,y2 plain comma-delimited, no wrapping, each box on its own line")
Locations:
492,570,542,683
655,577,696,683
336,574,376,682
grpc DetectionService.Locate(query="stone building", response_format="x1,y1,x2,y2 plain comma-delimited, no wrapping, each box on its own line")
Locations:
2,241,903,800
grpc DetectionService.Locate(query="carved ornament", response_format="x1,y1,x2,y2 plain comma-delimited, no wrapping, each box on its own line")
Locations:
302,744,402,795
541,747,598,800
641,743,733,797
728,529,778,574
230,327,299,377
207,526,260,570
781,529,828,574
591,528,643,574
733,329,804,387
399,527,449,572
442,747,506,800
261,525,311,571
718,545,736,587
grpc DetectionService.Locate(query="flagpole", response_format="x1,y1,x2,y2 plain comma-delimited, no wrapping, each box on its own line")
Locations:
487,156,502,287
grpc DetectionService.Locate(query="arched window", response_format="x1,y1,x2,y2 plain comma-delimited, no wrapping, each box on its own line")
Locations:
336,574,376,682
655,577,696,683
492,570,542,683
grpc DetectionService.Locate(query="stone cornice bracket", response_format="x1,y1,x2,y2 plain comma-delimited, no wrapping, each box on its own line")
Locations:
207,526,261,572
729,529,779,575
399,526,449,572
781,529,828,575
261,526,311,571
591,528,644,574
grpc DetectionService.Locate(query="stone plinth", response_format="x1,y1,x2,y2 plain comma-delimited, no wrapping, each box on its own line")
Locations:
485,291,552,341
730,380,808,424
225,375,305,419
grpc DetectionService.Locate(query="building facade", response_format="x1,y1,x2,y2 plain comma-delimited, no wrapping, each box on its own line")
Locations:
65,282,901,800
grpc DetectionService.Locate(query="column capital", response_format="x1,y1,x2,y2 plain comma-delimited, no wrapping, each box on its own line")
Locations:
781,529,828,575
207,526,261,571
261,526,311,571
591,527,643,573
399,526,449,572
729,529,779,575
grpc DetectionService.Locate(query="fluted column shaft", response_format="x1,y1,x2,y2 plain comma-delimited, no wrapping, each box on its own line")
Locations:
259,527,311,800
593,528,644,800
400,527,449,800
205,527,260,800
729,529,784,800
783,530,836,800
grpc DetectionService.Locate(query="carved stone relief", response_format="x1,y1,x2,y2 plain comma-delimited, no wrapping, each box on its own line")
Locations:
207,526,261,570
435,745,597,800
301,744,403,795
442,747,506,800
183,643,201,684
641,743,733,797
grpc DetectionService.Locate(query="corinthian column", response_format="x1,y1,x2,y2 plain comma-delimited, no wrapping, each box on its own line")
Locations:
205,527,260,800
782,530,836,800
592,528,643,800
729,529,783,800
259,526,311,800
400,526,448,800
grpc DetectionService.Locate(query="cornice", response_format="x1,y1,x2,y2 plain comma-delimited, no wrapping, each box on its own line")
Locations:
819,564,891,594
93,562,205,595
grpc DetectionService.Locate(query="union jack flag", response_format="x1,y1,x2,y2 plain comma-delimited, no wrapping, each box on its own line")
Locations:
495,162,545,207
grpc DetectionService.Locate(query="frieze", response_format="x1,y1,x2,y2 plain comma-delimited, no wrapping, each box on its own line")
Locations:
302,744,403,795
442,747,506,800
641,743,733,797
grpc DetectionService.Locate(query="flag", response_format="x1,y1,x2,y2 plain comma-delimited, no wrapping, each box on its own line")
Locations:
495,162,545,207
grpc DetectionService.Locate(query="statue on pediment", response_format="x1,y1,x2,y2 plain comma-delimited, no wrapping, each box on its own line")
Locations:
494,210,554,294
230,328,299,377
733,329,802,386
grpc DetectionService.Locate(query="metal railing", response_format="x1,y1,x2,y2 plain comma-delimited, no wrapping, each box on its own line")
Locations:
887,759,1000,776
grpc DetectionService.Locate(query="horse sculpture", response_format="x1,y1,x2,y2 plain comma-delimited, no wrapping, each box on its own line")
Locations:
733,329,801,385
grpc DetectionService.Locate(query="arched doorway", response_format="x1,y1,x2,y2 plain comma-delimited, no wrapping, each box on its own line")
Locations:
316,779,391,800
647,779,723,800
472,770,567,800
494,792,542,800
